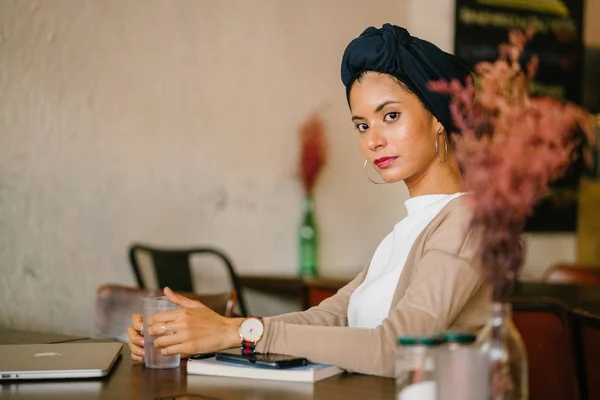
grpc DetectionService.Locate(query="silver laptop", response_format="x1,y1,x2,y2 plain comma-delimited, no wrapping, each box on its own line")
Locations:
0,342,122,380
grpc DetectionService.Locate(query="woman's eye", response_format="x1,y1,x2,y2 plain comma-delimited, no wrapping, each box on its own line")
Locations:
384,112,399,122
356,123,368,132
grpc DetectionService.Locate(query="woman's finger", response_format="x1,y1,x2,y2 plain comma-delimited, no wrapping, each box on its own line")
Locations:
160,342,194,357
128,341,145,358
153,330,188,349
147,322,172,336
164,287,202,308
151,320,188,336
132,354,143,362
132,314,144,332
127,326,144,344
147,309,181,326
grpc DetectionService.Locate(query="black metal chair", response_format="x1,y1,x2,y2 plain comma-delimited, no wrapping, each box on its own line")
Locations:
572,309,600,400
128,244,249,316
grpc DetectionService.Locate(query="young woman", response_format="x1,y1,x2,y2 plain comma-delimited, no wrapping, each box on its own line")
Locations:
127,24,488,377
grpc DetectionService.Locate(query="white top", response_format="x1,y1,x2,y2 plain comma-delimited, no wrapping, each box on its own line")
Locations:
347,192,465,329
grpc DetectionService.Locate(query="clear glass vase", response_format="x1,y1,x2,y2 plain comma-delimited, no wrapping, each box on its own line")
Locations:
478,302,528,400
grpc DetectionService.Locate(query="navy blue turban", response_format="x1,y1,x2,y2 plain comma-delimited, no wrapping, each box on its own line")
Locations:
341,23,471,133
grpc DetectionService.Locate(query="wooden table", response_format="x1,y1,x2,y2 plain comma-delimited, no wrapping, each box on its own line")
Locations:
512,282,600,314
240,274,600,315
239,275,352,310
0,328,395,400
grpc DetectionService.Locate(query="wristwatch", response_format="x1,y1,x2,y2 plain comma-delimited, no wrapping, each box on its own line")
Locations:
239,316,264,356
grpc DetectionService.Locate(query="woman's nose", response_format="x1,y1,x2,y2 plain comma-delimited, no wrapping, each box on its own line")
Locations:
367,126,386,151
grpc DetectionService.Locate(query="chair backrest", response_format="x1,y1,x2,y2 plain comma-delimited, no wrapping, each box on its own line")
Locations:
129,244,249,316
94,284,237,342
510,298,580,400
544,264,600,286
572,309,600,400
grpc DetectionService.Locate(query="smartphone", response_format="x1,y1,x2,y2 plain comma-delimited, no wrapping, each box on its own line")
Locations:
188,353,216,360
155,396,217,400
215,349,308,369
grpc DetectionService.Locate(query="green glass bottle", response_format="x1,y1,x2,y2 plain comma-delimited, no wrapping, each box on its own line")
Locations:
299,196,318,277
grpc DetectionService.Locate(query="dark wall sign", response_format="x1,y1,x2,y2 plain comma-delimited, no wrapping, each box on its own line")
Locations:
454,0,587,232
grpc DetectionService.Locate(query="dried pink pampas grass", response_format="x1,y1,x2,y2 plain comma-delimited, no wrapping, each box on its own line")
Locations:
429,28,595,300
299,114,327,196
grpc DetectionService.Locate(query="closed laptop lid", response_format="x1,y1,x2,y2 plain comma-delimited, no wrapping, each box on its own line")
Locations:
0,342,123,380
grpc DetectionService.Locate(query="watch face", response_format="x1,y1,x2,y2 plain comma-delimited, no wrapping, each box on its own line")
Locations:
240,317,264,342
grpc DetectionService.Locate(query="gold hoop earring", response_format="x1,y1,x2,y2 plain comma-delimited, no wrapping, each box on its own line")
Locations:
435,130,448,164
363,160,387,184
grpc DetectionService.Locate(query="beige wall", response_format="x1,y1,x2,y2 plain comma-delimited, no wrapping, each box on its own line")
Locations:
0,0,408,335
0,0,595,335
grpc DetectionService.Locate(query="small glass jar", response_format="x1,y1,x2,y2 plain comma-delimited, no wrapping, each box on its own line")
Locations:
396,335,445,400
435,332,488,400
444,332,476,351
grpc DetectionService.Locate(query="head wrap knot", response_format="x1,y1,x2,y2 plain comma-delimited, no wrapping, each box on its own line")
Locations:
341,23,471,134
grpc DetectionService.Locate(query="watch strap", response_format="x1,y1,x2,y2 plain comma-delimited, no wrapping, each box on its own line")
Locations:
241,340,256,356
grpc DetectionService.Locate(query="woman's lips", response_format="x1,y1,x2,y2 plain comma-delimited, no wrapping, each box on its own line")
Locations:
374,156,398,169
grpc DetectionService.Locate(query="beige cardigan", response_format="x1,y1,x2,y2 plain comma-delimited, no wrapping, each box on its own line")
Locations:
255,197,490,377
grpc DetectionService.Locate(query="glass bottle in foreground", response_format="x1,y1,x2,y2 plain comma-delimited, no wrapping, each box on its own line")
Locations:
478,302,528,400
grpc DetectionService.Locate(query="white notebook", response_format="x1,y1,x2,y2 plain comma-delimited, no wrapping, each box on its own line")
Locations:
187,357,343,383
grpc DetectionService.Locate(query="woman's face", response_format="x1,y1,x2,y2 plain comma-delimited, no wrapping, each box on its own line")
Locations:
349,72,442,184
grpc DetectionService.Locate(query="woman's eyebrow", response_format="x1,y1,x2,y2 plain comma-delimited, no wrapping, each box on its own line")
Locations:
374,100,402,113
352,100,402,121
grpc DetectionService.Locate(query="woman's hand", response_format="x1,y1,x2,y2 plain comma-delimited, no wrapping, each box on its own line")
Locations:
127,314,145,361
147,287,244,357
